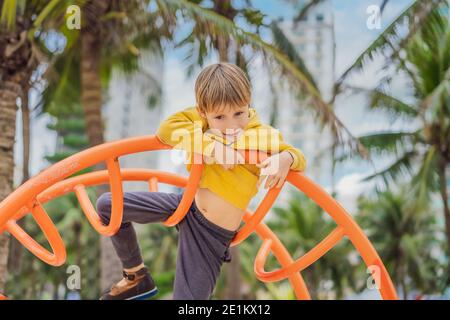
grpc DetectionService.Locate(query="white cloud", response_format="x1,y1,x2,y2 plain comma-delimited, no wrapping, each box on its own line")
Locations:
334,172,375,214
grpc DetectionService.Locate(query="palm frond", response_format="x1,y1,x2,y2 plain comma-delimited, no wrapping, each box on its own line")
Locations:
335,130,420,164
362,149,418,185
40,50,81,116
369,88,418,119
410,146,440,204
164,0,369,159
406,7,450,95
418,65,450,118
380,0,390,14
33,0,61,28
360,131,419,157
333,0,446,100
270,21,318,90
0,0,18,29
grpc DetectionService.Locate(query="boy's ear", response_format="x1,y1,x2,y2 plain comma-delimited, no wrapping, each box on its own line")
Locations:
196,106,206,118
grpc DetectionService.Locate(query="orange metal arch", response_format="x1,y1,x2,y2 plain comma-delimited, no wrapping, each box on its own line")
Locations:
0,135,398,300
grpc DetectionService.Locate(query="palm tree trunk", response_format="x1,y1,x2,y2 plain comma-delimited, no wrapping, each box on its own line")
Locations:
0,79,22,292
80,0,122,292
80,30,105,148
224,246,242,299
8,87,30,274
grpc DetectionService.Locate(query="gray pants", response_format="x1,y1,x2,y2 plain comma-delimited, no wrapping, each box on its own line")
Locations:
96,191,237,300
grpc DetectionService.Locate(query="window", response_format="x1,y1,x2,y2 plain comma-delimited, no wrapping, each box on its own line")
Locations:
296,29,305,37
316,13,324,22
316,42,322,53
315,58,321,68
316,29,322,38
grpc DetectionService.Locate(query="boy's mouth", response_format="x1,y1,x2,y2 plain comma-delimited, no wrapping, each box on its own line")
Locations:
222,129,242,137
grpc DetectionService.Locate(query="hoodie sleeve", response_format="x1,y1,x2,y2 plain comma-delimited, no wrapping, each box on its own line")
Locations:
277,131,307,172
233,125,307,172
156,107,216,157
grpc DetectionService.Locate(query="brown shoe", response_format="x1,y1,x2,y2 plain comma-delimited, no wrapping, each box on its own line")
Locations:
100,267,158,300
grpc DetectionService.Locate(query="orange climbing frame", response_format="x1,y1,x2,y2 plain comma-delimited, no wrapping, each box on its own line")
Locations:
0,135,398,300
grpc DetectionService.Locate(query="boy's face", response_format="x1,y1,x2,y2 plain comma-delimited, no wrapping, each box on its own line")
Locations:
198,104,250,142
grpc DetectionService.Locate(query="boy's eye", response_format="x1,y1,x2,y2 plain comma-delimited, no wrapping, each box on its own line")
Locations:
214,112,243,120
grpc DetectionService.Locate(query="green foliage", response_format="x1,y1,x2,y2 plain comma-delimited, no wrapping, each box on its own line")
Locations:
62,134,89,149
357,185,445,298
6,99,101,299
335,3,449,216
335,0,448,96
46,118,86,134
266,193,359,299
166,0,363,157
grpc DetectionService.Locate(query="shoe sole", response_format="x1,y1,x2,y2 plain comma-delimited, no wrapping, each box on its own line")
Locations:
126,286,158,300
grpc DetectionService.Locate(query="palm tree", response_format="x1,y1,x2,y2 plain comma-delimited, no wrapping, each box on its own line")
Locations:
163,0,367,156
0,0,45,292
0,0,376,297
31,0,170,291
335,2,450,276
6,75,32,277
288,0,392,24
38,0,364,295
179,0,270,299
170,0,362,298
357,185,444,299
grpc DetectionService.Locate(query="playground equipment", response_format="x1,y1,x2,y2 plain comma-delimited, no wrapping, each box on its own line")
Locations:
0,135,398,300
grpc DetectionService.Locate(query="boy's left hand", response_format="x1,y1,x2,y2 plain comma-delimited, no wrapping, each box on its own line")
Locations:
256,151,294,189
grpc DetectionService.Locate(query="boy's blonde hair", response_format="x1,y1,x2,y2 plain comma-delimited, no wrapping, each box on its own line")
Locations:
195,62,251,113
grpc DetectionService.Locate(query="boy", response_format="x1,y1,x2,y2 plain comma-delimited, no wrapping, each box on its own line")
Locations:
97,62,306,300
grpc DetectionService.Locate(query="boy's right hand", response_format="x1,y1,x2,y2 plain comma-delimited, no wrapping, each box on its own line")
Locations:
204,140,245,170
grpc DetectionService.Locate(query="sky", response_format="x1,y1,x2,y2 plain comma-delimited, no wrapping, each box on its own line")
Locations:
159,0,415,210
15,0,415,213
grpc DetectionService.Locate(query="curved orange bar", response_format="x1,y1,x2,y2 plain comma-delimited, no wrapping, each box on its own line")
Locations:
0,136,180,228
0,168,312,300
254,227,345,280
162,152,203,227
74,157,124,236
6,200,66,266
0,136,201,266
230,150,284,246
253,172,398,300
0,135,398,300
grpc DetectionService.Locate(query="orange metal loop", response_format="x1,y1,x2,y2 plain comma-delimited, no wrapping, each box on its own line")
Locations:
231,183,283,246
162,152,203,227
0,135,399,300
74,157,124,236
254,227,346,282
230,150,280,246
6,200,66,266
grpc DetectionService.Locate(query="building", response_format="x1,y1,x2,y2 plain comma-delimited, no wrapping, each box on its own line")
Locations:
103,52,164,192
248,0,336,212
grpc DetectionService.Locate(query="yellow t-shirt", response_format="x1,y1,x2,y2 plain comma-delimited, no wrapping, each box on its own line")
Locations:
156,106,307,210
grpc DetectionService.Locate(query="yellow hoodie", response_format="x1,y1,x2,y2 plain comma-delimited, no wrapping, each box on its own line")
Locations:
156,106,307,210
